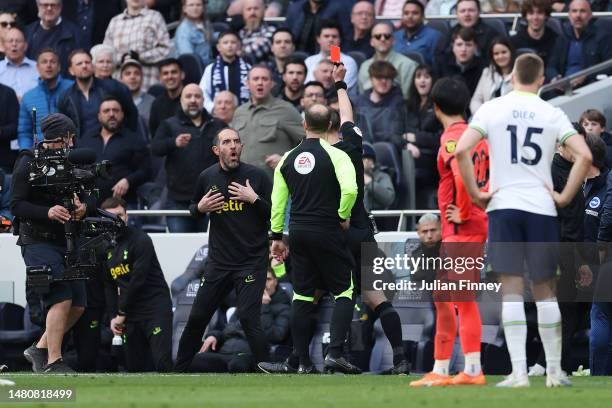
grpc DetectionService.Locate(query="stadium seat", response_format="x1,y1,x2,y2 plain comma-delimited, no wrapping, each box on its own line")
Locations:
372,142,402,187
178,54,204,85
403,51,425,66
483,18,508,39
170,245,208,298
0,302,42,367
426,20,449,37
347,51,367,68
369,301,435,373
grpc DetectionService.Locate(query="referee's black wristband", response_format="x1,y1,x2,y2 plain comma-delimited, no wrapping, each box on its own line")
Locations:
334,81,347,91
268,231,283,241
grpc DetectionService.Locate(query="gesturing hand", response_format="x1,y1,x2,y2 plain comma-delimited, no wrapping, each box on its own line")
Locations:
197,189,225,213
228,179,258,204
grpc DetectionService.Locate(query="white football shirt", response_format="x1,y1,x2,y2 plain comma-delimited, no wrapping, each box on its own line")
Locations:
469,91,577,216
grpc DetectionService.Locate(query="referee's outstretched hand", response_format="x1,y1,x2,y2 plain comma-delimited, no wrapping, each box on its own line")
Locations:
332,62,346,83
197,189,225,213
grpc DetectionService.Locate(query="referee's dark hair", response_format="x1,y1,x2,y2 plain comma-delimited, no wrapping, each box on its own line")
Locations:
305,104,331,133
430,77,470,116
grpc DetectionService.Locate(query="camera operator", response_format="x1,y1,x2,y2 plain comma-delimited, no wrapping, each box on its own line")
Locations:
101,197,173,373
12,113,89,373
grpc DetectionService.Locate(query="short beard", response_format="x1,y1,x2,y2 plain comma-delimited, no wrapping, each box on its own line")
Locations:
221,155,239,170
102,122,120,133
185,108,201,119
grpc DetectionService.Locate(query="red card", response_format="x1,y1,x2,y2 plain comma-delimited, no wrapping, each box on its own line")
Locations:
330,45,341,63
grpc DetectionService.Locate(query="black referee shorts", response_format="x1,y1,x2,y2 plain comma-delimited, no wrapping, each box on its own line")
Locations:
288,228,354,300
345,225,376,294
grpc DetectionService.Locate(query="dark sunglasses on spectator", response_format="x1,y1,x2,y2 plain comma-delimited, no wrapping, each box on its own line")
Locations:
373,34,392,40
0,21,14,28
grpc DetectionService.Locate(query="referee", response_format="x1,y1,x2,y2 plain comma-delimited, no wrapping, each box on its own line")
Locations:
269,104,361,374
174,128,272,372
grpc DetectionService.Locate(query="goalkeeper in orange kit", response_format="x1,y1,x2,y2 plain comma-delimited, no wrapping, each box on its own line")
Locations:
410,78,489,387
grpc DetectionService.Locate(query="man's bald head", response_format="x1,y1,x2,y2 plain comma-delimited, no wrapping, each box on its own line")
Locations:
181,83,204,118
304,103,331,134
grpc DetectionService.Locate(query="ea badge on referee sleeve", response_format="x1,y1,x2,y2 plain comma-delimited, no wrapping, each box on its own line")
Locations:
445,140,457,154
294,152,315,175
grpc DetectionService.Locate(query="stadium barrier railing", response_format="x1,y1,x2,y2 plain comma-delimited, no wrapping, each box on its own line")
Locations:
127,209,441,232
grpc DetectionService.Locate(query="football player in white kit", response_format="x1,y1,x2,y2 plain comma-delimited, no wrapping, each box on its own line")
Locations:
454,54,592,387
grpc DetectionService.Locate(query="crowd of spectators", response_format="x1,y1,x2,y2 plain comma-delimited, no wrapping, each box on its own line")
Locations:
0,0,611,230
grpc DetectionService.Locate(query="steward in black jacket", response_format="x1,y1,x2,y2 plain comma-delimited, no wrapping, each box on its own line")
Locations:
102,202,173,373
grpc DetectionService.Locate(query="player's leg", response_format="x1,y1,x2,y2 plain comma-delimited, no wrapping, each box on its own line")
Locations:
527,213,570,387
72,307,102,371
123,320,154,372
409,300,455,387
233,268,270,367
486,210,531,387
143,314,173,372
448,238,485,385
174,275,233,371
590,302,611,375
315,229,361,374
363,290,409,374
286,230,320,372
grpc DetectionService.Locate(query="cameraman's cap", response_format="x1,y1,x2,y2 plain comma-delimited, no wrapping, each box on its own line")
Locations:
41,113,77,140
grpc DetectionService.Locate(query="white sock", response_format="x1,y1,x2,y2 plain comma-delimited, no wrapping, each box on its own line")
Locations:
432,359,450,376
464,352,481,376
502,295,527,376
536,298,562,376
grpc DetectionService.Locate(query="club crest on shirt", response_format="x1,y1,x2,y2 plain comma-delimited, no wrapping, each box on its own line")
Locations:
445,140,457,154
589,197,601,209
294,152,315,175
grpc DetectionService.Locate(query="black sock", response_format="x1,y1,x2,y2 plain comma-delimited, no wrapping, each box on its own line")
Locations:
291,300,316,366
375,302,405,365
328,297,354,358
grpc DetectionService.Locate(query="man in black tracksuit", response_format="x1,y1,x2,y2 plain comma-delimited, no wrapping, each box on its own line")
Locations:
101,198,173,372
151,84,226,232
173,127,273,372
268,103,360,374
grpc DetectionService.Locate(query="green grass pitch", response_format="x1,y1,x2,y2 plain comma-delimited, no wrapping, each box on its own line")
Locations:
1,374,612,408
